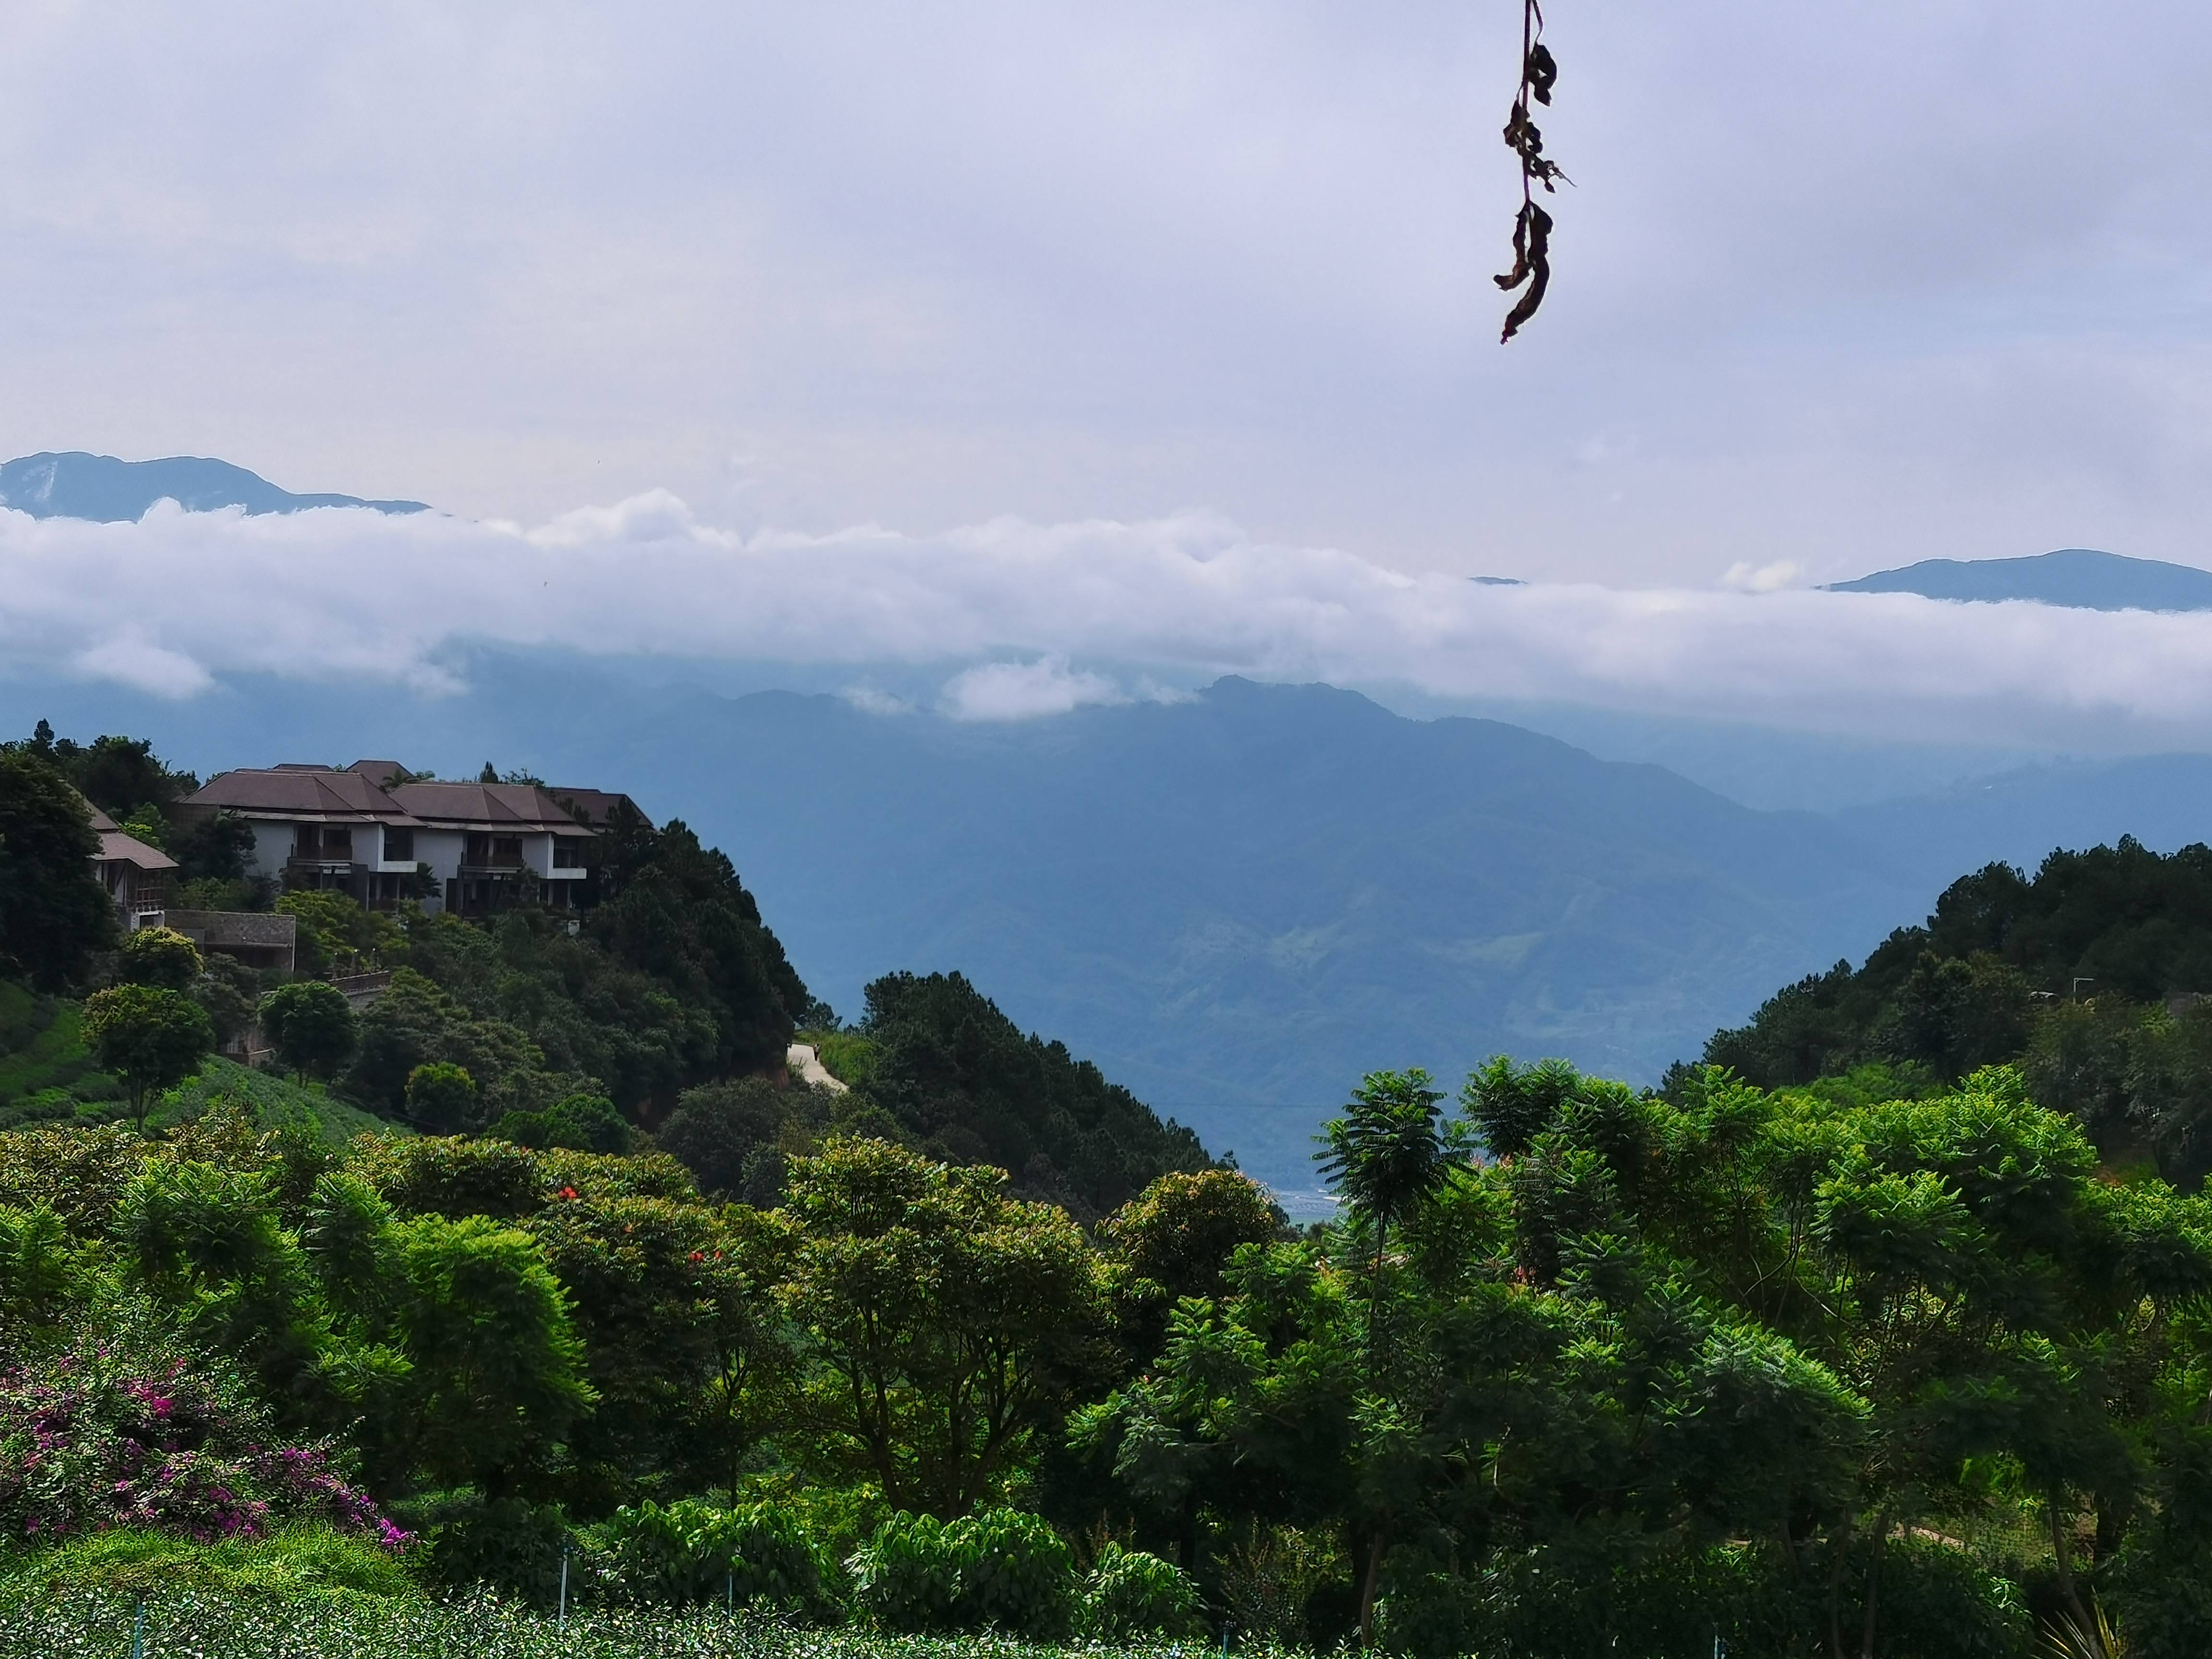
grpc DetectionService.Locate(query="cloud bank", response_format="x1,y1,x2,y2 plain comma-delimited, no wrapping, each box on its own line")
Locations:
4,496,2210,752
12,2,2212,586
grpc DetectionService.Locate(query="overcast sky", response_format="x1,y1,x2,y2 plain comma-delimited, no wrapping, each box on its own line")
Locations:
7,0,2211,587
7,1,2212,759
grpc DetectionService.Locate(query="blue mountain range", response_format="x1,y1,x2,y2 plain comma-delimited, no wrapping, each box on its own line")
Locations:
0,452,427,521
1827,547,2212,611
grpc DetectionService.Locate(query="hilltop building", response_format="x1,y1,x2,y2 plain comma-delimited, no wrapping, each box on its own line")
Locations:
84,804,176,931
176,761,644,917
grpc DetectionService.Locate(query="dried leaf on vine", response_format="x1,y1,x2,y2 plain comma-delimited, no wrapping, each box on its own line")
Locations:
1496,202,1551,344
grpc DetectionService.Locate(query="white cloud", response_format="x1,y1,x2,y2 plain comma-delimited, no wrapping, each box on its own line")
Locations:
68,633,214,698
840,685,915,717
7,494,2212,752
1719,560,1805,594
940,657,1127,721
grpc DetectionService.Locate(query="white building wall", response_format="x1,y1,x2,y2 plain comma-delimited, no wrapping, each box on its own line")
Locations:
246,820,295,881
413,829,466,885
521,831,554,878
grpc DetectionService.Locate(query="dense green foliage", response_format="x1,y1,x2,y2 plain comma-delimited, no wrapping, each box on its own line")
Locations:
5,1041,2211,1653
0,749,114,993
852,972,1210,1220
262,980,359,1081
1700,838,2212,1190
24,732,2212,1654
1703,838,2212,1086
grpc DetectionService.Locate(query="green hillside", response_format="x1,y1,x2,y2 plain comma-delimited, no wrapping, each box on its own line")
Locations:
1693,835,2212,1182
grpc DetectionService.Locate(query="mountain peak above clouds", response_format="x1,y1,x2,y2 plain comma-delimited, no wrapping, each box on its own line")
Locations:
0,452,428,522
1827,548,2212,612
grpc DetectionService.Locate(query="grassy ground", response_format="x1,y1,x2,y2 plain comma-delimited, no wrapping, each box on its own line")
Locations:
0,1594,1236,1659
0,984,117,1125
0,972,407,1141
150,1057,408,1143
0,1530,1232,1659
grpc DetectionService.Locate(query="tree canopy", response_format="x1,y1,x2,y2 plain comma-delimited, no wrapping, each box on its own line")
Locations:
0,746,114,992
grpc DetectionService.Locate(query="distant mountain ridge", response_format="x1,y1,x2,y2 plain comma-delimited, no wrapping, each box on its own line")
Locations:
0,452,428,521
20,653,2212,1195
1828,547,2212,611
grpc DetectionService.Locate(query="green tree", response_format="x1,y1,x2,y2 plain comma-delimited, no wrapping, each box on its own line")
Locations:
2126,1001,2212,1189
492,1091,631,1155
1317,1069,1453,1358
855,969,1211,1219
276,890,399,978
405,1061,480,1132
116,924,202,990
169,809,256,885
1099,1168,1282,1360
116,1158,331,1416
188,951,261,1050
81,983,213,1130
0,748,115,991
658,1077,834,1202
261,979,359,1081
388,1211,596,1495
1461,1054,1582,1160
777,1137,1111,1515
34,730,195,820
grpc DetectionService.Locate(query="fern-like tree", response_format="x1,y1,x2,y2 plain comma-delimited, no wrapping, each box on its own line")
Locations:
1315,1068,1453,1367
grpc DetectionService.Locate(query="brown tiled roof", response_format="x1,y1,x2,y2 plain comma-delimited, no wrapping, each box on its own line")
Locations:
386,781,592,834
185,768,421,825
347,759,409,788
97,830,177,871
85,803,120,832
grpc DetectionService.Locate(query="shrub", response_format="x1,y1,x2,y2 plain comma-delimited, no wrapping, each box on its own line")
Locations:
352,1136,541,1219
410,1493,568,1606
845,1511,960,1634
847,1507,1074,1637
493,1093,631,1155
349,1137,701,1221
0,1301,407,1550
584,1498,828,1615
0,1124,151,1236
1079,1540,1201,1639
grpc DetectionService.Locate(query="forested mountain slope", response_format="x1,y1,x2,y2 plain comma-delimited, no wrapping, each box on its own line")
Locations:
569,677,1926,1186
27,656,2212,1189
1695,837,2212,1187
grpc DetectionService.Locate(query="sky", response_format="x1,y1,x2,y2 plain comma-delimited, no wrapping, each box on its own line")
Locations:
5,1,2212,747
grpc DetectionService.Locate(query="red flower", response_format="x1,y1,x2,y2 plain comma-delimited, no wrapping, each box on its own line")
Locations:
688,1250,704,1262
556,1186,579,1201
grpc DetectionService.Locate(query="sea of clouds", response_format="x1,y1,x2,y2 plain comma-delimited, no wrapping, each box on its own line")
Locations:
3,495,2207,753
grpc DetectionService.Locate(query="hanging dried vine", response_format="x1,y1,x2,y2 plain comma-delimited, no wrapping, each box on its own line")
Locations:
1496,0,1568,343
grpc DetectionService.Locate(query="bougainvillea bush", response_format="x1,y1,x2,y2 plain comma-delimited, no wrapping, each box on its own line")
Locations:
0,1303,408,1550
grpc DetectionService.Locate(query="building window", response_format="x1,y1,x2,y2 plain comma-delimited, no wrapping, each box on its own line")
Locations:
492,835,524,866
385,828,414,862
553,838,585,869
